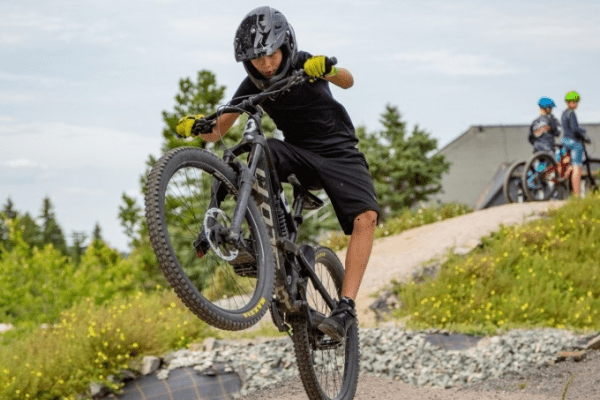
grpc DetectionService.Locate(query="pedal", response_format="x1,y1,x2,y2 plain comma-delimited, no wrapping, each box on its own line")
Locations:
230,244,257,278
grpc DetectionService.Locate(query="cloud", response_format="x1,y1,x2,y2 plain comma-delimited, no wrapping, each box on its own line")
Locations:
0,119,162,172
0,70,62,86
4,159,42,168
166,16,237,41
0,92,35,103
390,50,520,76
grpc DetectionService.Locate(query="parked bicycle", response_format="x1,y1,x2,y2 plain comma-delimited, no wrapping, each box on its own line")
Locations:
145,67,359,400
503,160,527,204
522,141,600,201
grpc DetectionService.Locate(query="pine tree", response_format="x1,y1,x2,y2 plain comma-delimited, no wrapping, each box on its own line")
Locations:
39,196,68,254
357,104,450,217
92,223,103,243
2,198,17,220
69,231,87,264
118,193,142,248
160,70,227,152
18,212,43,251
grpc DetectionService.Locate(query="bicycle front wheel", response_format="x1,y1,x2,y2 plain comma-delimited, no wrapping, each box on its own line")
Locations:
291,246,359,400
503,161,526,204
522,153,566,201
145,147,274,331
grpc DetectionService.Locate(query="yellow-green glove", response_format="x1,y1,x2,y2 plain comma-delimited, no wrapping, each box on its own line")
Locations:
175,114,204,138
303,56,338,78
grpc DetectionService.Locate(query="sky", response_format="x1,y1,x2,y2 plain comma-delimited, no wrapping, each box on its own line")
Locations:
2,0,600,252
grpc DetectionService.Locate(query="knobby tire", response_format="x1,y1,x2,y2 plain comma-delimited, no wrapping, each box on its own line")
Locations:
145,147,274,331
291,246,360,400
503,161,526,204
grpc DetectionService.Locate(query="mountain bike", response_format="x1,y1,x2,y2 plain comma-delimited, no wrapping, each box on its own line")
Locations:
522,141,600,201
503,160,526,204
145,65,359,400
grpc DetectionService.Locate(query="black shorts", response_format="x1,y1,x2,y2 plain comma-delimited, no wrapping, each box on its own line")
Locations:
267,139,380,235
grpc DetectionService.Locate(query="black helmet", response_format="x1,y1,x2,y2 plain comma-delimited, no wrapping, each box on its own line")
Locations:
234,6,297,90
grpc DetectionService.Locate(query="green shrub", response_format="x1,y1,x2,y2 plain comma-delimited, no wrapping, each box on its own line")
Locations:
392,194,600,334
0,221,154,330
0,290,214,400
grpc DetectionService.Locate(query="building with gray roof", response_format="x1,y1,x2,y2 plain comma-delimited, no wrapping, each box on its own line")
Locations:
434,123,600,209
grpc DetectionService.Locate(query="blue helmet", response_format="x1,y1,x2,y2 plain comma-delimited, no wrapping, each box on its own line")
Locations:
538,97,556,109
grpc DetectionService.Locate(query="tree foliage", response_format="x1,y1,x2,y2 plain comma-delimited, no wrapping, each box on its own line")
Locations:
0,220,151,328
39,196,68,255
160,70,227,152
357,104,450,217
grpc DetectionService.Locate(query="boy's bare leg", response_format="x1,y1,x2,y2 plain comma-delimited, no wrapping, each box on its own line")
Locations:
572,165,582,197
342,210,378,300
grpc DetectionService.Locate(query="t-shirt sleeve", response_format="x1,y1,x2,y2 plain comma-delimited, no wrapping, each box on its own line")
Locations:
230,77,260,106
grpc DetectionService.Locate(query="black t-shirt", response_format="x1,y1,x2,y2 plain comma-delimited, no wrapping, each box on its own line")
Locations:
232,51,358,156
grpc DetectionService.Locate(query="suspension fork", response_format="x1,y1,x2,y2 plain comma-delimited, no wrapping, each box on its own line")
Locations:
225,143,263,244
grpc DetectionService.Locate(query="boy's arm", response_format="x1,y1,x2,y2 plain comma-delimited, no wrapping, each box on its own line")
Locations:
325,67,354,89
199,113,240,142
569,112,586,136
304,56,354,89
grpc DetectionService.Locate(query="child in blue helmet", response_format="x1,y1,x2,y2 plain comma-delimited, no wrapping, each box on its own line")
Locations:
528,97,561,154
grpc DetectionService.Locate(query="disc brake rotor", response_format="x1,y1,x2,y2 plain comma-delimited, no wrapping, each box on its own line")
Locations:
203,208,239,262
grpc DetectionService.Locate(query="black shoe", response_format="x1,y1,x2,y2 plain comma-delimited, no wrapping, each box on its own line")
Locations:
318,297,356,342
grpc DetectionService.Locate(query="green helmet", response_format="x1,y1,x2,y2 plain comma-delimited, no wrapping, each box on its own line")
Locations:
565,91,580,102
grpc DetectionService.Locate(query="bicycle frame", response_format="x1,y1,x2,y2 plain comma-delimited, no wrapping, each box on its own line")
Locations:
204,97,337,326
531,142,599,196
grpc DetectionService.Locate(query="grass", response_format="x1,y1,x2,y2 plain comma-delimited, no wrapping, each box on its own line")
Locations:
391,193,600,335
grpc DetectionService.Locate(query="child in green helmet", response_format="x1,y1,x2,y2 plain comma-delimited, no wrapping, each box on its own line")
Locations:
561,91,592,197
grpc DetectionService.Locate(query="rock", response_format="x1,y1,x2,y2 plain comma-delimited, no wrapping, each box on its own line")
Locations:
203,337,217,352
119,370,137,381
89,382,109,399
586,334,600,350
141,356,161,375
0,323,14,333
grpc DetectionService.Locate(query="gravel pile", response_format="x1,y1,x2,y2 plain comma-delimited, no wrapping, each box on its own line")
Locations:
154,327,585,396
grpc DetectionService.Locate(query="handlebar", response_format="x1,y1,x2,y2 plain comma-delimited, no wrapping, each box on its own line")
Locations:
204,57,338,121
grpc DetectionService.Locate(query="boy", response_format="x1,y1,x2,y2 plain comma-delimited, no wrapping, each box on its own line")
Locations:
177,6,380,341
528,97,560,154
561,91,591,197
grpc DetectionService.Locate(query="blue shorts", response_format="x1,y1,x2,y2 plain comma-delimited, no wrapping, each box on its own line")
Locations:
562,137,584,167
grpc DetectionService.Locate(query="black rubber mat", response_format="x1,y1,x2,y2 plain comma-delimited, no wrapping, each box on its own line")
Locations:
117,367,240,400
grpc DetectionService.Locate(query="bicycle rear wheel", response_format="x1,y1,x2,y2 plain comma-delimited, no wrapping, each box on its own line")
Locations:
503,161,526,204
582,159,600,196
145,147,274,330
523,153,567,201
291,246,359,400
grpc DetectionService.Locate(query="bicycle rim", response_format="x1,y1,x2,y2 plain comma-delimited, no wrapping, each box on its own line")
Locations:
291,247,359,400
145,147,274,330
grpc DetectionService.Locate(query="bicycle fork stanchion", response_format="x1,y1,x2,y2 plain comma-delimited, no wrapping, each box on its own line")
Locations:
226,144,263,245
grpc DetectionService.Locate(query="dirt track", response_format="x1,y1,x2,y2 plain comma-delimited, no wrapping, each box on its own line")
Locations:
343,201,565,327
